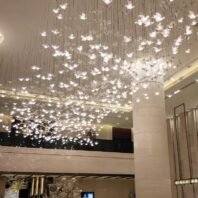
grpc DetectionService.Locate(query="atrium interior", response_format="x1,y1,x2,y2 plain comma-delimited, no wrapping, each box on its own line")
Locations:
0,0,198,197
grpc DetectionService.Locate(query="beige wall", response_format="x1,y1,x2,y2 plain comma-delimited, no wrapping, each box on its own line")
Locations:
165,81,198,116
96,125,112,140
79,178,135,198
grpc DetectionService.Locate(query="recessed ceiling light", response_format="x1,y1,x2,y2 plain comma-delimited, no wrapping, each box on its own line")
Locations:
0,32,4,44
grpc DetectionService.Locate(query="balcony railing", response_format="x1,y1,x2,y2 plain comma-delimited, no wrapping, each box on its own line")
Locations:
0,132,133,153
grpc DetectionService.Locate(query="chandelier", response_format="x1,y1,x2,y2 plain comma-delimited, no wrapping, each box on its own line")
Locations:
0,0,197,145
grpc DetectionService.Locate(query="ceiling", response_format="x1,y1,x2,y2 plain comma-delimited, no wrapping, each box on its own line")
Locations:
0,0,198,87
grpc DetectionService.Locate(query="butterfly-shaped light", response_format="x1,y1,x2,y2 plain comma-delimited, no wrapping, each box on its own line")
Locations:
0,32,4,44
103,0,113,5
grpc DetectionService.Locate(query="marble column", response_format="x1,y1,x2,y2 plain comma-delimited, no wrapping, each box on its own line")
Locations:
0,176,6,198
133,81,172,198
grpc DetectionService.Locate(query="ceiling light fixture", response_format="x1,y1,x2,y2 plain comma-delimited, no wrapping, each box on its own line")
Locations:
0,0,198,145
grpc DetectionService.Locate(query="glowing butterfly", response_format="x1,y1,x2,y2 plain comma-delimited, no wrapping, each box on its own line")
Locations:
81,35,93,41
154,47,161,53
77,46,83,52
57,14,63,20
153,12,165,22
178,18,184,23
41,32,47,37
60,3,68,10
42,44,49,49
188,11,197,19
51,29,60,35
103,0,113,5
125,1,135,10
175,36,183,46
89,54,97,60
127,52,133,58
185,26,192,35
149,31,157,38
52,8,60,14
69,34,75,40
123,36,131,43
80,13,87,20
